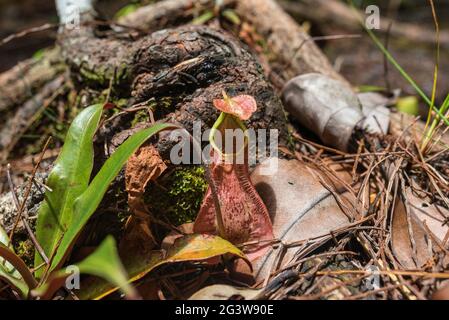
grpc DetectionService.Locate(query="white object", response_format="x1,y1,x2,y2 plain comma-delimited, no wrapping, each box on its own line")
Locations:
282,73,390,151
56,0,94,25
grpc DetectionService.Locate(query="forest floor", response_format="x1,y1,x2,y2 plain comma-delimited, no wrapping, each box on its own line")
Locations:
0,0,448,300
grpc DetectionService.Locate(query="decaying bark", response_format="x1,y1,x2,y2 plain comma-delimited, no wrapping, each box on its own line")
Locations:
232,0,349,87
0,75,67,161
119,0,348,88
0,48,63,114
0,0,344,114
0,0,384,241
0,48,66,161
60,22,288,146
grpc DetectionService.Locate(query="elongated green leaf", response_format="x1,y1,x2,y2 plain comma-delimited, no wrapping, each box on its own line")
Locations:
35,104,103,277
77,242,162,300
78,234,250,300
33,236,138,300
192,10,215,25
48,123,175,274
76,236,138,299
0,226,36,297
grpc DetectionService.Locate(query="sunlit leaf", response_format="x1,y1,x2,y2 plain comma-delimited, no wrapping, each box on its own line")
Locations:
221,9,241,25
35,104,103,278
47,123,175,274
77,234,250,300
114,3,140,18
396,96,419,116
189,284,262,300
192,10,215,25
33,236,138,300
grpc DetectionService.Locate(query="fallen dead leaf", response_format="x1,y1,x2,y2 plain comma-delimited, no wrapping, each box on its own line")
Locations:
391,197,432,269
121,144,167,252
282,73,390,151
250,158,356,281
391,186,449,269
432,281,449,300
405,187,449,243
189,284,262,300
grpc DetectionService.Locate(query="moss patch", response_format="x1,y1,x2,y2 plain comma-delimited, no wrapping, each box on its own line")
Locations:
144,166,208,226
12,236,34,268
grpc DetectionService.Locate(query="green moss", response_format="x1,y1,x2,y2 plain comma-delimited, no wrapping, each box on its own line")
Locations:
79,68,109,86
144,166,208,226
131,109,150,127
13,238,34,268
32,48,46,61
79,63,129,88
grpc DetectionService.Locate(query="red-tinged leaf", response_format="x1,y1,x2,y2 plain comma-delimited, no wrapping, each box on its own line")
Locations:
213,94,257,120
103,102,116,110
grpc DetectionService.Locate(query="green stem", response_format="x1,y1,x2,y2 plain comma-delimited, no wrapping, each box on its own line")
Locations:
422,93,449,150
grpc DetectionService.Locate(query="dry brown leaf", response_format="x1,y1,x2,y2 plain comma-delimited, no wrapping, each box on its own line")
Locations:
405,187,449,243
432,281,449,300
189,284,262,300
391,198,432,269
121,145,167,252
250,158,356,281
282,73,390,151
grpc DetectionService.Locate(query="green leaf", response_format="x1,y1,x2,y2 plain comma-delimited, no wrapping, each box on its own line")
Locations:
357,85,387,93
0,225,36,297
76,236,137,298
397,96,419,116
77,249,162,300
77,234,250,300
47,123,175,274
192,10,215,25
159,234,251,267
35,104,103,278
33,236,138,300
221,9,241,25
114,3,140,19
